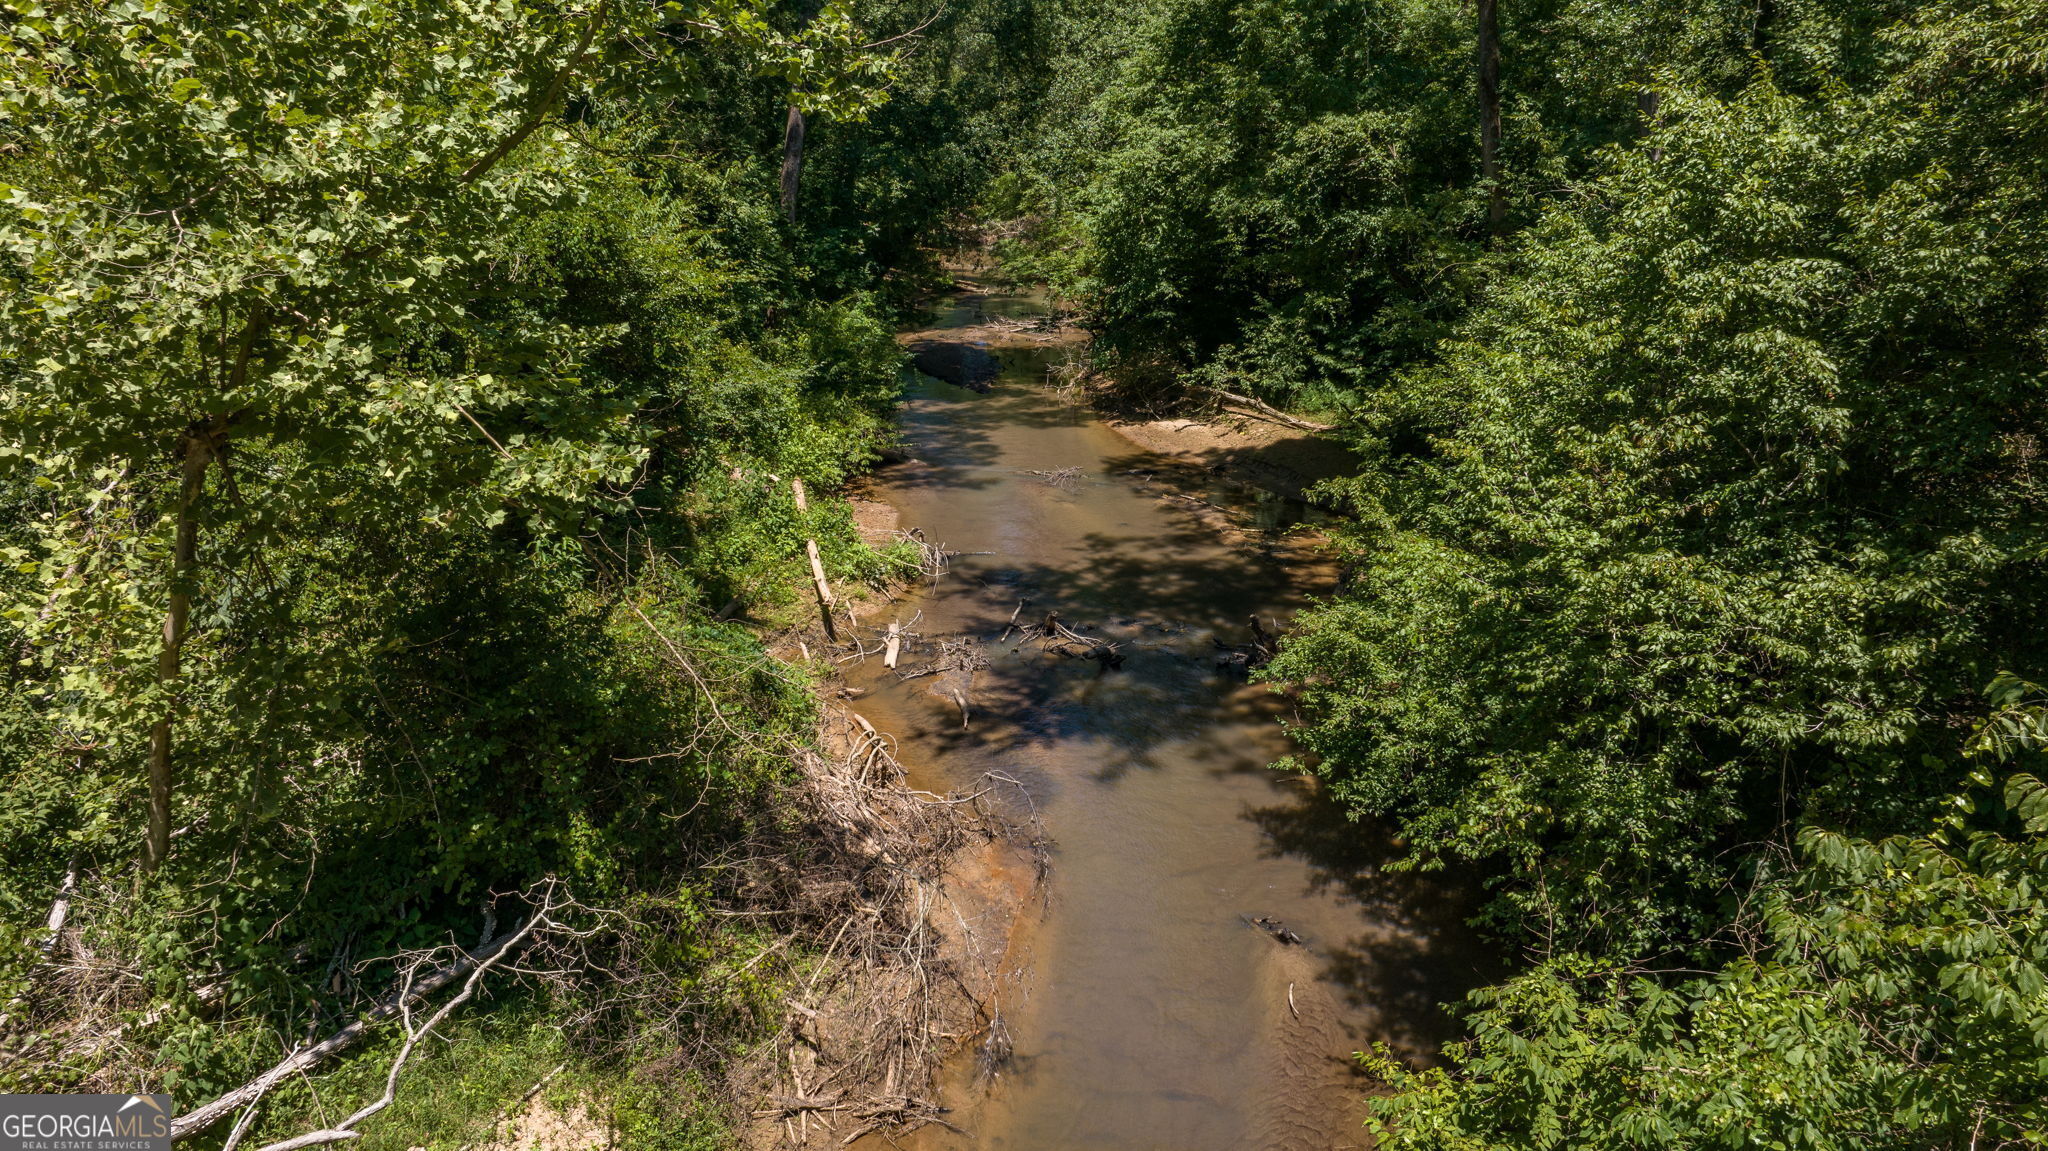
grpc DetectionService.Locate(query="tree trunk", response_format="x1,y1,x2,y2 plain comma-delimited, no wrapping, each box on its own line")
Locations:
778,0,826,224
1637,88,1663,161
142,431,213,872
171,920,537,1140
1476,0,1505,233
780,105,807,223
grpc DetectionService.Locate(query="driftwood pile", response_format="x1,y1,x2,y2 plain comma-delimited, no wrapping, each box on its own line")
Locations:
741,709,1044,1146
1006,608,1124,673
1024,466,1082,489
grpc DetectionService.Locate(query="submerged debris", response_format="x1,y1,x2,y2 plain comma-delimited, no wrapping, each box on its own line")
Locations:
896,636,989,729
1005,609,1124,673
1024,466,1083,488
1212,615,1280,677
1244,914,1303,946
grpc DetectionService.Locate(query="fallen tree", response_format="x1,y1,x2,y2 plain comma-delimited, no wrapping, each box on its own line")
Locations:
1206,388,1336,433
173,882,581,1146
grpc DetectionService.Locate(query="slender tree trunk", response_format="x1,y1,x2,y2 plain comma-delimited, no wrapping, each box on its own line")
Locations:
778,0,822,224
1637,88,1663,161
142,431,213,872
1476,0,1505,233
780,105,807,223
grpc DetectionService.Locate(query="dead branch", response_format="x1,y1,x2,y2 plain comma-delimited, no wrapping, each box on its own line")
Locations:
896,637,987,729
755,1092,846,1119
792,480,839,642
1023,466,1082,488
38,859,78,958
0,858,79,1032
173,884,572,1142
1211,615,1280,676
997,599,1030,643
241,888,571,1151
1015,612,1123,672
837,1096,964,1145
893,528,954,589
832,612,923,669
1206,388,1336,433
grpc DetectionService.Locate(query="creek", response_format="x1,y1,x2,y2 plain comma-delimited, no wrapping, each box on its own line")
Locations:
847,286,1487,1150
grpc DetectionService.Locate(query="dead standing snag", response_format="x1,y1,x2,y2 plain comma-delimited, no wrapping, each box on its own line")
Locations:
792,479,839,642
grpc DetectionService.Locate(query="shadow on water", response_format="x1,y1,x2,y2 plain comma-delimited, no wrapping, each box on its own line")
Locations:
857,291,1492,1151
1244,796,1506,1062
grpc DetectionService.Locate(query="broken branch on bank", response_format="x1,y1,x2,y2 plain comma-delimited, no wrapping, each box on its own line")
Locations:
792,479,839,642
173,882,577,1144
1205,387,1336,433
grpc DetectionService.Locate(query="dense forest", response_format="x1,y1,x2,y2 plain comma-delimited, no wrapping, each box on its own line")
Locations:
0,1,1035,1144
3,0,2047,1148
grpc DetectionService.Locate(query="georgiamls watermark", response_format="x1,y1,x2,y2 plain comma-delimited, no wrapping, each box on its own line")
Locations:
0,1096,171,1151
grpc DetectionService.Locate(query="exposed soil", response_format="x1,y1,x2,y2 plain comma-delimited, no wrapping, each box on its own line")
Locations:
1103,413,1360,505
846,486,901,545
481,1099,607,1151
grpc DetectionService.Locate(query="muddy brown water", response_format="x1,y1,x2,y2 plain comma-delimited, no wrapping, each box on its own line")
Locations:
850,290,1491,1151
